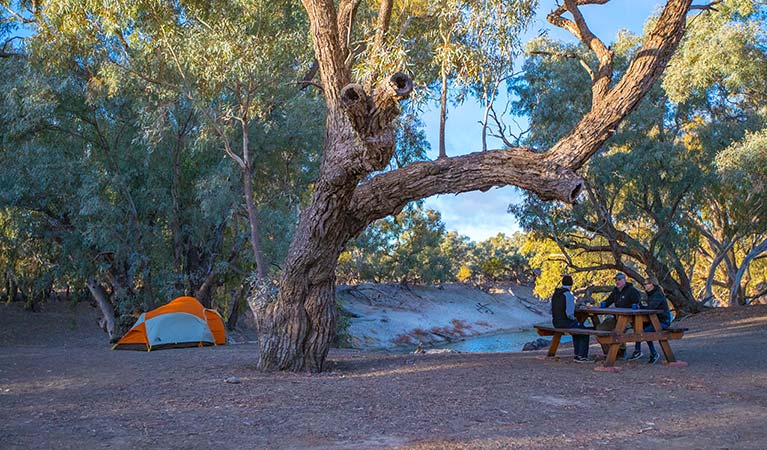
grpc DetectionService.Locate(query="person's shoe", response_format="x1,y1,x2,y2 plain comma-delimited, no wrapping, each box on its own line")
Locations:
627,350,643,361
648,352,660,364
574,356,593,363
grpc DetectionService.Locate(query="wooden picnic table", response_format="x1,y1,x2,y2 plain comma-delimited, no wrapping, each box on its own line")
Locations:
535,307,686,367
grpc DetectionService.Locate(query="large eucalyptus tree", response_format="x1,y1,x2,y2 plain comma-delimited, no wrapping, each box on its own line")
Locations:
252,0,697,372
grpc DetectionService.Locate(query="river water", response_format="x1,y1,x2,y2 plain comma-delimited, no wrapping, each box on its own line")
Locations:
435,328,571,353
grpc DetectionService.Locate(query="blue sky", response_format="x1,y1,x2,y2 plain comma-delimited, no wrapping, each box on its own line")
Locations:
420,0,665,241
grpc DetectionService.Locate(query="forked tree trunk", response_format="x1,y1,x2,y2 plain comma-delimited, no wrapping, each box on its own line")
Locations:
729,239,767,306
253,0,693,372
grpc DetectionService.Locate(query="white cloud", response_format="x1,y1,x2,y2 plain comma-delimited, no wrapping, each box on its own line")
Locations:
423,187,523,242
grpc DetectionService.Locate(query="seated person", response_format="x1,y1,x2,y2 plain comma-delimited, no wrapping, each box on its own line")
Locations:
597,272,641,359
551,275,591,363
630,276,672,364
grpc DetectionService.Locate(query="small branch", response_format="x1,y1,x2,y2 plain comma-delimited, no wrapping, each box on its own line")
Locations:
690,1,721,11
1,36,25,58
745,287,767,302
298,60,320,91
1,4,38,24
293,79,325,92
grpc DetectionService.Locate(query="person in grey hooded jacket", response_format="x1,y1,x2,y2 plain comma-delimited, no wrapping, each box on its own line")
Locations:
551,275,591,363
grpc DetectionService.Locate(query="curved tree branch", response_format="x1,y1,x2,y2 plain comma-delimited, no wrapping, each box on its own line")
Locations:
548,0,613,105
545,0,692,170
350,149,585,224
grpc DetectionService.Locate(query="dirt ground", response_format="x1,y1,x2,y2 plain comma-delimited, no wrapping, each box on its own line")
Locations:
2,301,767,450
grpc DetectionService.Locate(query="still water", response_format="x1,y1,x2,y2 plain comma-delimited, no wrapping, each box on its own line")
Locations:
435,328,571,353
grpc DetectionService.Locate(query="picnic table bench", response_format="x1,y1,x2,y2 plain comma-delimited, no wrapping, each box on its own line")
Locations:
534,307,688,367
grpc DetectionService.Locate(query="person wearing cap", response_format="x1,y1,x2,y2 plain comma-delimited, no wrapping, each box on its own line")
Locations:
596,272,642,359
603,272,641,308
631,276,673,364
551,275,592,363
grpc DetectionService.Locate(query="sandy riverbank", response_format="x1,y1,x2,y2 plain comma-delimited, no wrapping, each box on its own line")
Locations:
337,283,550,351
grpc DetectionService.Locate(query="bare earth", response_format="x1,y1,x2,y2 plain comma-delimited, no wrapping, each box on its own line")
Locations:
1,302,767,450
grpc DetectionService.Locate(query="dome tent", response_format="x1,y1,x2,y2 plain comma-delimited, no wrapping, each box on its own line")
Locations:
113,296,226,351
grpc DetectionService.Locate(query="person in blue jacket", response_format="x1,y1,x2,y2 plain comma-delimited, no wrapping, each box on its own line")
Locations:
551,275,591,363
630,276,672,364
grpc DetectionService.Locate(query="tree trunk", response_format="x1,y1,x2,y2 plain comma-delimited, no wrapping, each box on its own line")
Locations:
227,283,249,330
704,240,735,303
730,238,767,306
3,274,9,303
641,248,701,314
254,185,352,371
438,64,448,159
241,123,268,280
86,277,116,342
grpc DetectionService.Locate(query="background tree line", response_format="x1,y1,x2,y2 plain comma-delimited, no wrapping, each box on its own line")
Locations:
337,204,533,286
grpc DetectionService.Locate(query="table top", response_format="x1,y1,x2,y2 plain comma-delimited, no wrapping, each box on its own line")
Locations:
575,307,664,315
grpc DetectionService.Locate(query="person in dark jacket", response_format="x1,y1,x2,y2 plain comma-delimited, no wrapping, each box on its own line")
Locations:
602,272,642,308
597,272,642,359
551,275,591,363
630,276,672,364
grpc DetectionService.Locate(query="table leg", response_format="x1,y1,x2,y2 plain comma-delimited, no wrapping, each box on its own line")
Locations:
632,315,644,354
604,344,621,367
613,315,628,333
548,333,562,357
649,314,677,363
606,315,629,363
588,314,607,353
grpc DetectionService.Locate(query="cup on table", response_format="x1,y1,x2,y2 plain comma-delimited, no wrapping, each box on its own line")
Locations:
600,301,606,308
631,303,639,310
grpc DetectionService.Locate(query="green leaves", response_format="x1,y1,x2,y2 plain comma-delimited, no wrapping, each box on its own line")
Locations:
664,0,767,105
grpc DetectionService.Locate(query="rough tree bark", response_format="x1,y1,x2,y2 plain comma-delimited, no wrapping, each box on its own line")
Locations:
730,238,767,306
86,277,116,342
252,0,694,372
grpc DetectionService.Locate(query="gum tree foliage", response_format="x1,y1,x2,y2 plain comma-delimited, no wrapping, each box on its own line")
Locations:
510,0,767,309
663,0,767,305
0,0,325,334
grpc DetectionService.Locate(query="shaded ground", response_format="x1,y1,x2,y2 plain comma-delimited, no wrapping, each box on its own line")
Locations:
1,302,767,449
